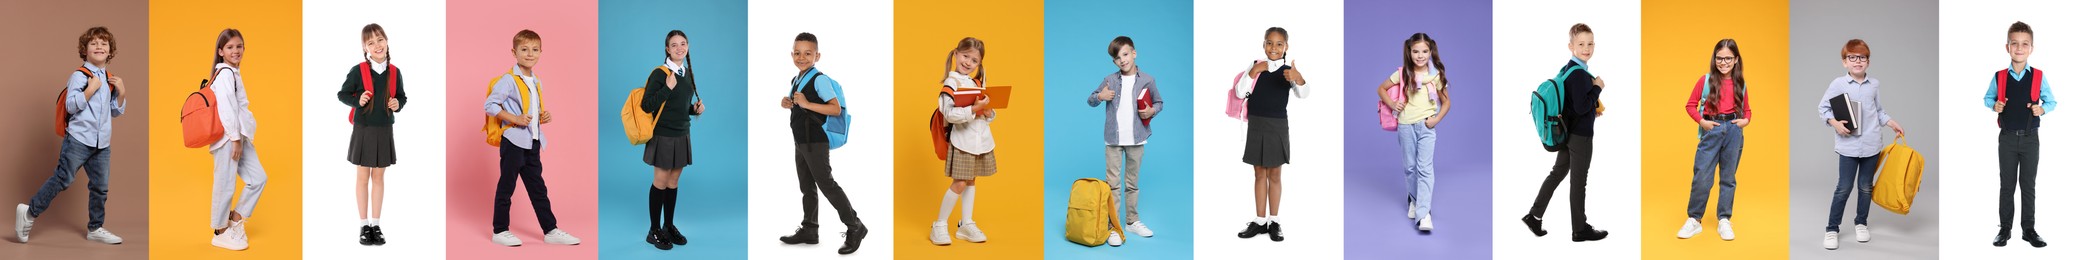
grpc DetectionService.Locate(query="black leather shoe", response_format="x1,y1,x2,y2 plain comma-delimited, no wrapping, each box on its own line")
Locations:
665,225,687,245
370,225,387,246
1993,229,2010,247
1267,222,1285,242
648,228,671,250
2024,230,2047,248
839,224,868,255
1236,222,1265,238
781,225,820,244
1521,214,1549,237
1571,228,1609,242
359,226,375,245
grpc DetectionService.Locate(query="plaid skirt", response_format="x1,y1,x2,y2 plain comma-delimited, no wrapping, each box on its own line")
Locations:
945,147,997,180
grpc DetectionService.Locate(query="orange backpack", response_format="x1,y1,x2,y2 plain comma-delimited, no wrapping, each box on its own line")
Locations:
620,66,672,145
55,66,94,137
350,61,400,123
482,74,534,146
181,68,234,148
929,81,984,160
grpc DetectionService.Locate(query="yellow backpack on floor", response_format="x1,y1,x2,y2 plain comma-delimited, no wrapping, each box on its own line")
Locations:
621,66,672,145
1065,178,1122,247
1872,135,1925,215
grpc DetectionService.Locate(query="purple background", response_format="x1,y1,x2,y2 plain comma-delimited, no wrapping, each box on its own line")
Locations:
1341,0,1493,259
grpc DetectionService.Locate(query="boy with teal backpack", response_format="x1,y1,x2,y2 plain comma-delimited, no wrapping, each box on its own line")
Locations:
774,32,866,255
1521,23,1609,242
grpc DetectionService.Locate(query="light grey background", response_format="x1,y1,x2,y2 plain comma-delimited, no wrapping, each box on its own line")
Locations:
1788,0,1941,258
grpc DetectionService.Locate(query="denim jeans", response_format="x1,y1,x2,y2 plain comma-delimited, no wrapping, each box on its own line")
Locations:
1828,154,1878,232
26,136,112,229
1686,121,1743,219
1398,122,1437,218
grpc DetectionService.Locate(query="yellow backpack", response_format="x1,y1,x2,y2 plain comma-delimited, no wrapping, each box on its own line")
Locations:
482,74,535,147
1065,178,1122,247
621,66,672,145
1871,135,1925,215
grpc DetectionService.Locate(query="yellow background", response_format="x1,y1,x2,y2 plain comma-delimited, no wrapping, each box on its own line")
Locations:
1641,0,1790,258
147,0,304,258
891,0,1046,258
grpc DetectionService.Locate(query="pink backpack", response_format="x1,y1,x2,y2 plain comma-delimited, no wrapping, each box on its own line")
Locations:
1378,67,1439,131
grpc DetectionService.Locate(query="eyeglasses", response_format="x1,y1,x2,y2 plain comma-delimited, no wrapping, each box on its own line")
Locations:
1844,55,1869,62
1715,56,1738,64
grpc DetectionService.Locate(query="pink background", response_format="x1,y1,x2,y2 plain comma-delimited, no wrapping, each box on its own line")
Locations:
443,0,599,257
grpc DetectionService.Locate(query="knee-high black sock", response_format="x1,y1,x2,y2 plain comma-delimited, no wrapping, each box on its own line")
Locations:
649,186,663,231
664,187,679,226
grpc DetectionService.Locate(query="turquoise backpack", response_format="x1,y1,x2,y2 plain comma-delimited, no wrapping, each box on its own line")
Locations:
1530,64,1584,152
796,71,851,150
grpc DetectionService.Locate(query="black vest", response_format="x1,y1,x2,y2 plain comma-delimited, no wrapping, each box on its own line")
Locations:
2000,70,2040,130
790,71,830,144
1246,65,1294,118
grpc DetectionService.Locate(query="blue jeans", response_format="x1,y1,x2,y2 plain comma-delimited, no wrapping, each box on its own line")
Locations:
1686,121,1743,219
27,136,112,229
1828,155,1878,232
1398,122,1437,218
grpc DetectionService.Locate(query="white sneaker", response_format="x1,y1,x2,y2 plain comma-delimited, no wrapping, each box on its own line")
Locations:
1676,218,1702,239
1855,224,1871,243
15,203,31,243
543,229,582,245
1823,231,1839,250
1418,215,1435,231
1128,221,1154,237
491,231,522,247
1717,218,1736,241
211,221,249,251
86,228,122,244
1107,231,1123,247
1407,203,1417,219
956,222,988,243
927,222,952,245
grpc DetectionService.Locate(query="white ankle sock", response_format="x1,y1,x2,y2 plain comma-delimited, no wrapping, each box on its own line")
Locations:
937,190,959,224
1269,215,1280,223
1255,217,1268,225
370,218,380,226
362,218,372,227
961,186,978,223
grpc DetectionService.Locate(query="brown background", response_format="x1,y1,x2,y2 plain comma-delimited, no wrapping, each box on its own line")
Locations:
0,0,152,258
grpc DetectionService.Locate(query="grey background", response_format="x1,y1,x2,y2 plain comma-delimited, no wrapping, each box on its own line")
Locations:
1788,0,1941,259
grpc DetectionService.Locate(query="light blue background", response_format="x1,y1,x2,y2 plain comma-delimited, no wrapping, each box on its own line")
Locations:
1042,0,1195,259
596,0,748,258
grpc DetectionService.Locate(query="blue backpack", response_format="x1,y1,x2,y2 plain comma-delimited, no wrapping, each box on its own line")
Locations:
1530,64,1584,152
796,71,851,150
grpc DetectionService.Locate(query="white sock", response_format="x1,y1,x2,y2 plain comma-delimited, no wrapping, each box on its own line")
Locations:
362,218,371,227
961,186,978,224
370,218,380,226
937,190,959,224
1269,215,1280,223
1255,217,1268,225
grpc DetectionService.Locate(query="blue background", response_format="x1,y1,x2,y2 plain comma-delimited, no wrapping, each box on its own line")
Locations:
1041,0,1195,259
595,0,748,258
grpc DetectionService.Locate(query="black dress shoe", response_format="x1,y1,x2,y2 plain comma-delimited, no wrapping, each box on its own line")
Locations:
1267,222,1285,242
359,226,375,245
781,225,820,244
648,228,671,250
665,225,687,245
839,224,868,255
371,225,387,246
1993,229,2010,247
2024,230,2047,248
1571,228,1609,242
1521,214,1549,237
1236,222,1266,238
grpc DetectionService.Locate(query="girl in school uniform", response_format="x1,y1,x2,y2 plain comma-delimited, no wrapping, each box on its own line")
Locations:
1234,27,1310,242
637,30,703,250
337,23,406,246
929,37,996,246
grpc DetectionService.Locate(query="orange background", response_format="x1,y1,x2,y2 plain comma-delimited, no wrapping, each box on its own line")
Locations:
1640,0,1791,259
891,0,1046,258
146,0,305,258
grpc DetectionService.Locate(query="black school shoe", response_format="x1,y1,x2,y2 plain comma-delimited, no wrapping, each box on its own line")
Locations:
1521,214,1549,237
1571,227,1609,242
781,225,819,244
2024,230,2047,248
1267,222,1285,242
665,225,687,245
1993,228,2010,247
647,228,671,250
359,226,375,245
839,224,868,255
371,225,388,245
1236,222,1266,238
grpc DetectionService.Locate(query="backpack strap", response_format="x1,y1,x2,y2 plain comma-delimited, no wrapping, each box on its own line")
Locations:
2030,67,2043,103
1996,69,2011,103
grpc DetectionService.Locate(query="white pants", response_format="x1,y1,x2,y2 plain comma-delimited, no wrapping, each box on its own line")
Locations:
211,140,268,229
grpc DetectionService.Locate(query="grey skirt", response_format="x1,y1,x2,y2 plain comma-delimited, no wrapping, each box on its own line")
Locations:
643,135,692,169
347,125,397,167
1242,115,1290,167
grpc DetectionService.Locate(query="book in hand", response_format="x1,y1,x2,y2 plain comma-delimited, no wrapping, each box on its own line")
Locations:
946,86,1012,109
1829,93,1860,133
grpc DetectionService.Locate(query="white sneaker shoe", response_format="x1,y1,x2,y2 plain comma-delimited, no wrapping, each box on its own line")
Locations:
928,222,952,245
15,203,31,243
86,228,122,244
1823,231,1839,250
491,231,522,247
1418,215,1435,231
1855,224,1871,243
1407,203,1417,219
211,221,249,251
1676,218,1702,239
543,228,582,245
956,222,988,243
1107,231,1123,247
1128,221,1154,237
1717,218,1736,241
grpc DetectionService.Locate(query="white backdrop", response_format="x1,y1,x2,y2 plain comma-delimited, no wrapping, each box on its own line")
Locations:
300,0,448,258
1936,0,2093,258
745,0,896,258
1191,0,1346,258
1490,0,1644,258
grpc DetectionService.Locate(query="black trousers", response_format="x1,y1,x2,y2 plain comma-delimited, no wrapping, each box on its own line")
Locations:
495,137,559,233
797,142,859,227
1998,130,2039,231
1530,134,1595,230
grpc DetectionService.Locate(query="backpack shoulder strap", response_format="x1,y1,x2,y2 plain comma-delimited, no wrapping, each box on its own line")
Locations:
2030,67,2043,102
1997,69,2012,103
385,63,400,99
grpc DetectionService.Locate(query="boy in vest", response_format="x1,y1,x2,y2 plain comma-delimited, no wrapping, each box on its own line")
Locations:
483,29,582,247
1521,23,1608,242
1986,21,2054,248
774,32,868,254
1086,36,1160,246
17,26,129,245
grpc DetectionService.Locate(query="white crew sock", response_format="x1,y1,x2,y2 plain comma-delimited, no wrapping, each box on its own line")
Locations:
937,189,959,224
362,218,371,227
1255,217,1268,225
370,218,380,226
1269,215,1280,223
961,186,978,223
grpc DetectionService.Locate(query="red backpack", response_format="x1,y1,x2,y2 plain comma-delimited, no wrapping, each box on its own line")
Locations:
350,62,400,123
1996,67,2044,126
55,66,94,136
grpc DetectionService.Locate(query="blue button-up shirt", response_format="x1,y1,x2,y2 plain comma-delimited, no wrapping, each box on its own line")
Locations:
1819,74,1891,157
65,61,127,148
1982,64,2057,112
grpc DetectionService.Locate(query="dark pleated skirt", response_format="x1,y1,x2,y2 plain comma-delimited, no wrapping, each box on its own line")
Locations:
348,125,397,167
643,135,693,169
1242,115,1290,167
